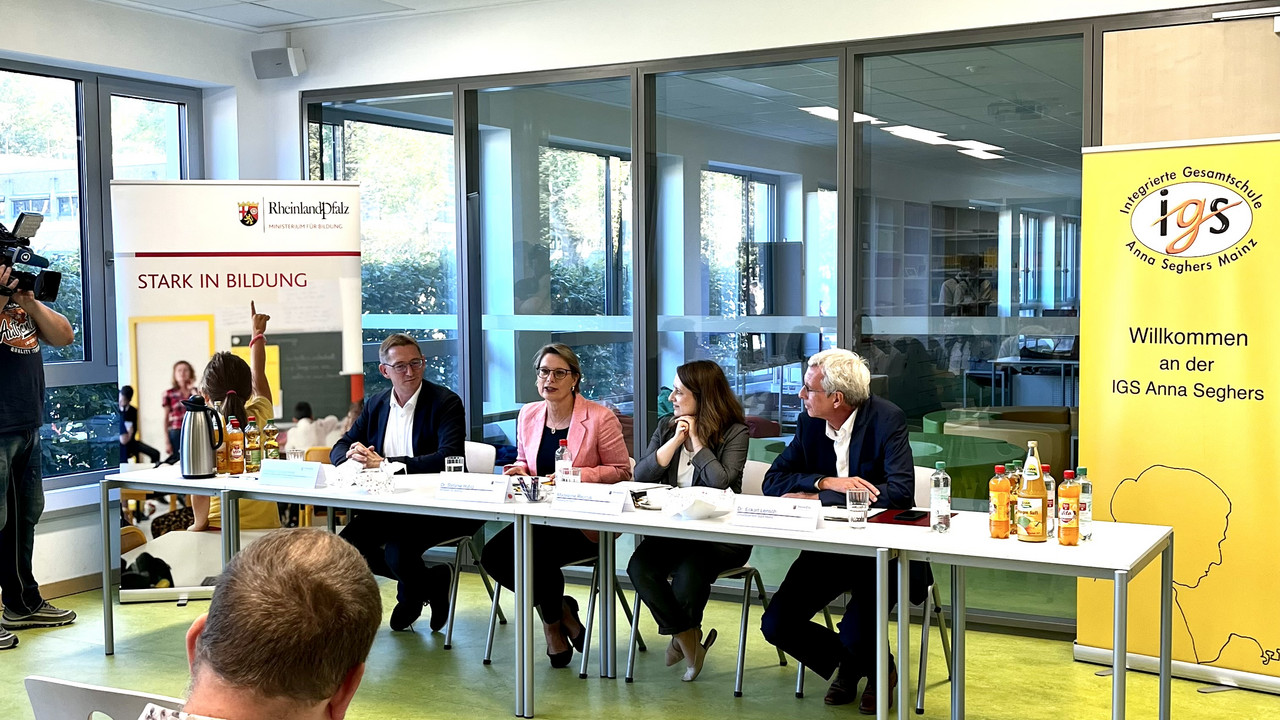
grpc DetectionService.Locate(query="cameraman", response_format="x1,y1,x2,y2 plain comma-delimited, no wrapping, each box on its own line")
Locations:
0,264,75,651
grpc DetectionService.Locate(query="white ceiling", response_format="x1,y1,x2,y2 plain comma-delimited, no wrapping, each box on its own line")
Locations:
96,0,548,32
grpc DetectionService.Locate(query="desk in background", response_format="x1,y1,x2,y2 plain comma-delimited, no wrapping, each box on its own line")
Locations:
989,355,1080,407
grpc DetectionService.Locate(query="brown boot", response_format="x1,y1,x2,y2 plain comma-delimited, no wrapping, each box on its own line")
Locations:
858,664,897,715
824,662,862,706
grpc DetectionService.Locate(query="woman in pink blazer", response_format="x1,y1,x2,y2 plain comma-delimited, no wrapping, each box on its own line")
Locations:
480,343,631,668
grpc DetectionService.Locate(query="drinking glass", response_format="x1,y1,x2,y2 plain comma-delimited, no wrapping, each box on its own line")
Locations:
846,488,871,529
285,449,305,462
559,467,582,483
444,456,465,473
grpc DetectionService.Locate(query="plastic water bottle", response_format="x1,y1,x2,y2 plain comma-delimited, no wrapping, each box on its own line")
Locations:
1042,464,1056,538
1077,466,1093,541
931,461,951,533
554,439,572,478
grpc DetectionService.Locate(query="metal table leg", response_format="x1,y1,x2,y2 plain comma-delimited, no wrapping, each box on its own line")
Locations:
599,531,617,679
219,491,234,565
1159,537,1173,720
326,506,336,533
876,548,890,720
522,517,535,717
100,481,115,655
513,517,528,717
897,555,910,720
951,565,965,720
1113,569,1129,720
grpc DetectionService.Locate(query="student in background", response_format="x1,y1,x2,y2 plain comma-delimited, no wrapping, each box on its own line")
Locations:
188,303,280,533
119,385,161,465
161,360,196,464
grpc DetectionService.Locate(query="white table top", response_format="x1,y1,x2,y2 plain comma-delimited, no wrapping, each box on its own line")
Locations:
105,469,1170,579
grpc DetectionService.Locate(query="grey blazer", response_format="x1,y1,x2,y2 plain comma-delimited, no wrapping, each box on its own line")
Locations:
633,416,749,493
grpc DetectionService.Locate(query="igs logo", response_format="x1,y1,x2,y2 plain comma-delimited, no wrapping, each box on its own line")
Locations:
238,201,260,227
1127,181,1258,272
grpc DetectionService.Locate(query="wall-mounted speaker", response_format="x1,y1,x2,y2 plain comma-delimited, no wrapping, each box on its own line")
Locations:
251,47,307,79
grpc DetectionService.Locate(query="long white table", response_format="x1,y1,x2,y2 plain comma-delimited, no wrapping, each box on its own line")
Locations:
893,513,1173,720
101,469,1172,720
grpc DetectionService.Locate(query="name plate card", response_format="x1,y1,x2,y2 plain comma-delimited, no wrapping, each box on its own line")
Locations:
731,496,822,532
436,474,510,504
258,459,323,489
553,482,629,516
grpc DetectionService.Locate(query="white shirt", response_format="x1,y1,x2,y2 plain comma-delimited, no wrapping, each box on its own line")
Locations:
381,384,422,459
824,409,858,480
675,447,696,488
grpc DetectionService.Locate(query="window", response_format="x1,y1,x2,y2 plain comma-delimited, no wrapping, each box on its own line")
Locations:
476,77,634,452
1,63,202,485
539,145,631,318
654,59,838,434
856,37,1084,621
13,198,50,215
307,92,459,392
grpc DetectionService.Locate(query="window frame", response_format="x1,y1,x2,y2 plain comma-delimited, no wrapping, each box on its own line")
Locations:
0,58,203,490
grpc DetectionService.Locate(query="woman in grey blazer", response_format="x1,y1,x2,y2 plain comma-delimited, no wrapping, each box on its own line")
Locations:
627,359,750,682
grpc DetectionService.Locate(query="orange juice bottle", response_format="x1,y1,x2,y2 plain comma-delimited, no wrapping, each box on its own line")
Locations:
989,465,1011,539
1057,470,1081,546
1005,461,1022,537
214,401,229,474
1016,442,1047,542
226,418,245,475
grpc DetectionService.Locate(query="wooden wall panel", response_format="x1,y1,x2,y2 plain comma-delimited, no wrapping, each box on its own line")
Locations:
1104,18,1280,145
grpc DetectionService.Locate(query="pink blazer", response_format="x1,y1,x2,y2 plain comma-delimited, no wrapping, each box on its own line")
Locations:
513,395,632,484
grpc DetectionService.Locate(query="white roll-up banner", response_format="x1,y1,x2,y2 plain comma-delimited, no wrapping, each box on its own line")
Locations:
111,181,362,445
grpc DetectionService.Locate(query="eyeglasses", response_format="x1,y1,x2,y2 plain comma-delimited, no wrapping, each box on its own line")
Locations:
536,368,574,380
798,382,828,396
383,358,425,374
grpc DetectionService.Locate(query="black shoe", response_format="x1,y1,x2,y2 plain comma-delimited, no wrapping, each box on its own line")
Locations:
824,662,863,706
389,601,422,632
547,644,574,668
427,566,451,633
562,595,585,652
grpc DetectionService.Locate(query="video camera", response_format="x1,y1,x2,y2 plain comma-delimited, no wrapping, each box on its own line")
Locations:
0,213,61,302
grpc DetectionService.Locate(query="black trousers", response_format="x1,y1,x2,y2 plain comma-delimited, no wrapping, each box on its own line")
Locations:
759,551,922,681
339,510,483,606
0,430,44,616
481,524,597,622
121,439,161,465
627,536,751,635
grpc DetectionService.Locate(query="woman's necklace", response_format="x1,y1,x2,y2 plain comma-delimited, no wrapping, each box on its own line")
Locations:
546,398,574,430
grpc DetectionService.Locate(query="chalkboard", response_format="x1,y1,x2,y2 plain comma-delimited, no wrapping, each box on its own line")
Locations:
232,331,350,421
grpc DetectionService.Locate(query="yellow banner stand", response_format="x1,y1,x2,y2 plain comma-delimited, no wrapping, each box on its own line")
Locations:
1077,136,1280,691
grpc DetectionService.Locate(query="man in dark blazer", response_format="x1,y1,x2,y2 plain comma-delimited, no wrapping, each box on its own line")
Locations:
759,348,916,714
331,333,479,633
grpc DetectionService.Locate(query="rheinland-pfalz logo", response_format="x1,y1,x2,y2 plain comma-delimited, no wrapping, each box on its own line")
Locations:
238,201,260,227
1118,167,1261,274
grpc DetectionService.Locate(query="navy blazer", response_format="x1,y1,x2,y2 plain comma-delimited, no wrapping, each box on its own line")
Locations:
762,395,914,509
330,381,466,474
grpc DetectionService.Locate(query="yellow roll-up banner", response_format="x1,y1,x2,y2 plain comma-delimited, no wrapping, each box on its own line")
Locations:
1078,137,1280,682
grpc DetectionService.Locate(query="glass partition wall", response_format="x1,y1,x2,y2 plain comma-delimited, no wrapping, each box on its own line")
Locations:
302,31,1087,628
853,37,1085,622
307,92,460,401
474,77,634,453
654,59,839,445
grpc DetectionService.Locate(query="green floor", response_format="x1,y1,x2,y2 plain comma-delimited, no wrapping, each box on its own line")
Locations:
4,573,1277,720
